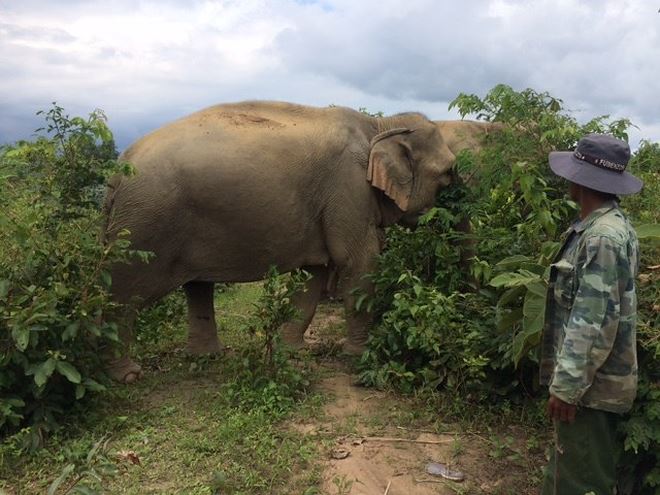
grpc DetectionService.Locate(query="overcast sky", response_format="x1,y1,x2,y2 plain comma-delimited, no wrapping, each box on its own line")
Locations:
1,0,659,150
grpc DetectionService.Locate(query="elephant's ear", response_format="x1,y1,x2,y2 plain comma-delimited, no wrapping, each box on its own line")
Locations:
367,128,414,211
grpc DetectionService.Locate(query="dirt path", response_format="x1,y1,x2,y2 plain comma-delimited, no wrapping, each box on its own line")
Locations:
318,373,457,494
293,302,543,495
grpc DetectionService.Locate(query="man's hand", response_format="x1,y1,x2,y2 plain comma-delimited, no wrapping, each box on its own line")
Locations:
547,395,577,423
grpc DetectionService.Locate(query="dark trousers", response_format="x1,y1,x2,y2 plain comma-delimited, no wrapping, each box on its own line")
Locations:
542,407,619,495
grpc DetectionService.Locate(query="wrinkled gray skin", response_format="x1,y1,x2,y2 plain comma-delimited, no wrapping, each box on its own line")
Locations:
103,101,497,383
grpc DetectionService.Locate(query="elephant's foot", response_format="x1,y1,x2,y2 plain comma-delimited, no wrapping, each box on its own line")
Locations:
186,335,223,355
281,335,305,350
342,340,367,356
106,356,143,384
280,324,306,350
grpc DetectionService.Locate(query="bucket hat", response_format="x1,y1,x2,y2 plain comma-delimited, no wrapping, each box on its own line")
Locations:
548,133,643,195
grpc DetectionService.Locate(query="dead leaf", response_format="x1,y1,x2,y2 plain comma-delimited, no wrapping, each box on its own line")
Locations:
117,450,141,466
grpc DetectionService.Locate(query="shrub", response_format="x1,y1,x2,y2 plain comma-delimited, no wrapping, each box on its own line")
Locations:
222,268,314,416
359,272,497,394
0,105,138,447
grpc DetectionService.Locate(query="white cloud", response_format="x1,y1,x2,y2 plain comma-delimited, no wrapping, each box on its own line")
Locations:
0,0,658,149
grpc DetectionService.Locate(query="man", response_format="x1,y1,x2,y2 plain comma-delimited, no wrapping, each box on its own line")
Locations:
540,134,643,494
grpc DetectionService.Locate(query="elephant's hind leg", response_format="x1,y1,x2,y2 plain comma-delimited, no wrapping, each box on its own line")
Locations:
280,266,326,348
184,281,222,354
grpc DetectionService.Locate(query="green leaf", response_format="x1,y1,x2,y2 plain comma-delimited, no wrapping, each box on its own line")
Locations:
512,290,547,366
48,463,75,495
539,241,561,265
636,223,660,240
489,270,541,288
522,291,545,332
497,285,526,307
56,361,82,384
496,307,523,332
82,378,106,393
519,262,547,276
71,485,100,495
11,325,30,352
355,293,369,311
75,384,86,400
62,321,80,341
494,255,532,271
100,270,112,288
0,279,9,300
31,358,57,387
524,280,547,298
6,398,26,407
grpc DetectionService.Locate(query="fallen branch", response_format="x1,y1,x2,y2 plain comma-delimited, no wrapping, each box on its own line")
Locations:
413,477,445,484
362,394,383,401
383,480,392,495
365,436,454,445
396,426,460,435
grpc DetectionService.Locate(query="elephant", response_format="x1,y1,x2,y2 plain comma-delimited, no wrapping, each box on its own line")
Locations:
102,101,499,383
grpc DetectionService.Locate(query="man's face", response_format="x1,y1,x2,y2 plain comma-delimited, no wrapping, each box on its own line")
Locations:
568,182,581,203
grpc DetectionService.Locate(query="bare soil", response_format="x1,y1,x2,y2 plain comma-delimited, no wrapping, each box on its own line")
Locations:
289,303,545,495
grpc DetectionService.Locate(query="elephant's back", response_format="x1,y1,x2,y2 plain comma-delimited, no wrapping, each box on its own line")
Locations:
108,101,366,250
121,101,363,165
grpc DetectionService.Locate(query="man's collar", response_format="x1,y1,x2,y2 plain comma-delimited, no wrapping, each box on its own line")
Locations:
574,200,618,233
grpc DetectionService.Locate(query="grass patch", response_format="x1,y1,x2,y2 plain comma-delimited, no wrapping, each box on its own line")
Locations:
1,284,549,495
0,283,325,495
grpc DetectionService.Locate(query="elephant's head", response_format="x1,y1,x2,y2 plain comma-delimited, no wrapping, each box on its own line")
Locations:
433,120,504,283
367,120,455,224
434,120,504,186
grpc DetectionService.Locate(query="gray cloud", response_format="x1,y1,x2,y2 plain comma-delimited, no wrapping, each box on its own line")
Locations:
0,0,658,150
274,1,660,123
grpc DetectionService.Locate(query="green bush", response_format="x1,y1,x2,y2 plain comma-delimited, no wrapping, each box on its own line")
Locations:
359,272,502,394
0,105,139,447
618,141,660,494
222,268,314,417
134,289,187,348
360,85,659,492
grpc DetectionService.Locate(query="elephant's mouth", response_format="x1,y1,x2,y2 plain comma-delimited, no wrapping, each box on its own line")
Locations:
400,209,428,227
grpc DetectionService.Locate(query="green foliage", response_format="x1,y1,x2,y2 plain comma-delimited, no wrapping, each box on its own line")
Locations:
0,105,139,446
359,272,499,394
358,107,385,118
364,182,471,322
616,140,660,494
134,289,187,347
46,435,117,495
362,84,660,491
222,268,314,416
489,243,559,367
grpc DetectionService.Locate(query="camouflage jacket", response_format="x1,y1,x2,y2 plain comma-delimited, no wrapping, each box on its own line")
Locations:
539,201,639,414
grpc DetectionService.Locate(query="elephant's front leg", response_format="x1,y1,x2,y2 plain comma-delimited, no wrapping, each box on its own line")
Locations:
280,265,326,348
104,306,143,383
337,231,381,355
184,281,222,354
